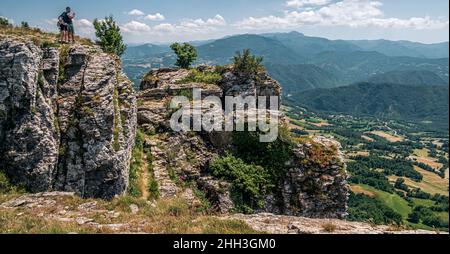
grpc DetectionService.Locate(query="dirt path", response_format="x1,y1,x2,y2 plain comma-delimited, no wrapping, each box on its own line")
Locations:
150,136,180,198
139,152,150,200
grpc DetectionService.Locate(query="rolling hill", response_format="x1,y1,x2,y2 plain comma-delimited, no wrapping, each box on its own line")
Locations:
262,31,360,59
122,43,170,59
264,63,339,92
310,51,449,85
289,83,449,126
197,34,304,65
367,70,449,87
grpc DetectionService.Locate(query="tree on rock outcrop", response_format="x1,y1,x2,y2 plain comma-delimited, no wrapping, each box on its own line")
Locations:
21,21,30,29
232,49,264,78
0,17,10,27
93,16,126,56
170,42,197,69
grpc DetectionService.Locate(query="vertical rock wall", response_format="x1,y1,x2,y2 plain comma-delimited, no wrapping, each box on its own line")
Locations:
0,39,137,199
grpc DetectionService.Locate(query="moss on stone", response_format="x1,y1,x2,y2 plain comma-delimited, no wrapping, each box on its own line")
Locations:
112,87,121,152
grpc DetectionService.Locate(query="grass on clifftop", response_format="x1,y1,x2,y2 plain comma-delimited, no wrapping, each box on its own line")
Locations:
0,26,94,48
0,193,260,234
176,68,222,85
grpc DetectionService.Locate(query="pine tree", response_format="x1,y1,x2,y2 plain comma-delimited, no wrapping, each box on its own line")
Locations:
93,16,126,56
170,43,198,69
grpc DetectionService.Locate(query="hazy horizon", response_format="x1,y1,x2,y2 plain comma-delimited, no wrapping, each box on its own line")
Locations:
123,31,450,46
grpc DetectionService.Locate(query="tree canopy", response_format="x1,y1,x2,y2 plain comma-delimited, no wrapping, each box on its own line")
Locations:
93,16,126,57
170,42,198,69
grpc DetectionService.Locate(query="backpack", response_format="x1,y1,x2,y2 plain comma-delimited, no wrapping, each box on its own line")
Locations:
57,14,64,27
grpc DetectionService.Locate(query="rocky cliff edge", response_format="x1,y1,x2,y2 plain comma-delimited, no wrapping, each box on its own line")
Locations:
0,38,137,199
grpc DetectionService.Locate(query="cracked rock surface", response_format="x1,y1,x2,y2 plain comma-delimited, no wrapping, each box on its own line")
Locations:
0,39,137,199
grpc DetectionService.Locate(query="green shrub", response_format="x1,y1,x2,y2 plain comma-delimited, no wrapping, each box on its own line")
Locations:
0,17,10,27
176,69,221,84
144,145,160,200
232,49,264,78
210,154,272,212
172,89,193,101
232,124,294,183
0,171,16,194
112,88,120,151
128,130,145,197
170,43,197,69
93,16,126,56
20,21,30,29
40,41,59,49
408,205,449,229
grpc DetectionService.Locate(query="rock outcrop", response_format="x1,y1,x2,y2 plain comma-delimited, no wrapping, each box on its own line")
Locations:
136,67,348,218
0,39,137,199
226,213,441,234
281,137,348,219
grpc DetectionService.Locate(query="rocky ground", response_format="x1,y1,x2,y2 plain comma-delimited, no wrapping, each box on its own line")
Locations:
0,192,443,234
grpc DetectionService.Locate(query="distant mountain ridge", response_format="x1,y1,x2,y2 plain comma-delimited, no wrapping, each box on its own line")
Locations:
197,34,304,65
367,70,449,87
122,32,449,92
348,39,449,59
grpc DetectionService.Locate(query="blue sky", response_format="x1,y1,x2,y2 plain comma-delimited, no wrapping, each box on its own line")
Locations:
1,0,448,43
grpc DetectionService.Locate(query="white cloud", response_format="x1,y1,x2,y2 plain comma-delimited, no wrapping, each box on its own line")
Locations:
144,13,165,21
236,0,449,30
153,23,175,32
121,14,228,42
127,9,145,16
121,20,151,34
286,0,330,8
75,19,95,38
206,14,227,26
175,15,227,32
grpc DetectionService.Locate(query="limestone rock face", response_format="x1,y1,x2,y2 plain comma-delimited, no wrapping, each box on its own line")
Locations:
137,67,348,217
0,39,137,199
219,66,282,109
0,41,59,192
281,137,348,219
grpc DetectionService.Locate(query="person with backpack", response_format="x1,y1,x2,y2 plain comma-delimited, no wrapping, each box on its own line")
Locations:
57,15,68,43
58,7,76,44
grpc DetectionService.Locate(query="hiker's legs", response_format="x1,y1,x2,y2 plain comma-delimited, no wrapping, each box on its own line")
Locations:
68,24,75,43
69,32,75,43
59,25,66,43
64,31,69,43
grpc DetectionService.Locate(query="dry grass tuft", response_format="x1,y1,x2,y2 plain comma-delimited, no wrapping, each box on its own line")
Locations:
321,222,337,233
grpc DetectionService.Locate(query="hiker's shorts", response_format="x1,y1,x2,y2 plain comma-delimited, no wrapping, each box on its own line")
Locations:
59,24,67,31
67,23,74,33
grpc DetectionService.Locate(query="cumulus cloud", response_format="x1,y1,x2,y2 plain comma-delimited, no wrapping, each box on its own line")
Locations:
75,18,95,38
286,0,330,8
127,9,145,16
144,13,165,21
121,14,227,37
121,20,151,34
236,0,449,30
180,15,227,29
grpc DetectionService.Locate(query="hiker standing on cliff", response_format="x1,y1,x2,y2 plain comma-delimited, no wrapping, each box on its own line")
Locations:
58,7,75,44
